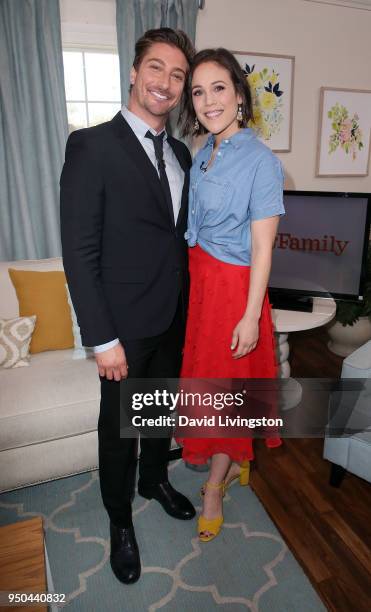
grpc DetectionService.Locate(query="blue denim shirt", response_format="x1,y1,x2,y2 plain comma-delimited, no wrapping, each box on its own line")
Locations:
185,128,285,265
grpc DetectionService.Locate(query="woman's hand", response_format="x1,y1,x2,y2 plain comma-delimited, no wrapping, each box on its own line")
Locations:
231,315,259,359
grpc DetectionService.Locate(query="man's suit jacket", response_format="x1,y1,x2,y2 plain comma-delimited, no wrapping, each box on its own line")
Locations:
60,112,191,346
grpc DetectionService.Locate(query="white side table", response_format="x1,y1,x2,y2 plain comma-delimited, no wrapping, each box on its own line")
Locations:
272,297,336,378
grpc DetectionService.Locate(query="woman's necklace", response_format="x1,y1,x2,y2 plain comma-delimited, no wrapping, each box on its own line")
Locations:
206,143,220,171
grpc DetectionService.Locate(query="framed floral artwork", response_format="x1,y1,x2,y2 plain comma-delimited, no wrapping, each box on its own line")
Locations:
316,87,371,177
232,51,295,152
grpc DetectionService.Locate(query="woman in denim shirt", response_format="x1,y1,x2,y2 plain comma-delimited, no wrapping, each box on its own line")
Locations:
178,48,285,541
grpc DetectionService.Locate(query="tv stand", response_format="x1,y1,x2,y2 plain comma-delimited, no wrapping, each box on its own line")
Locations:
269,293,313,312
272,297,336,377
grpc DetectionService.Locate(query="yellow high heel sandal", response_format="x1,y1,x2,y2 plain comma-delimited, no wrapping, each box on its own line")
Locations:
198,481,224,543
224,460,250,490
200,461,250,498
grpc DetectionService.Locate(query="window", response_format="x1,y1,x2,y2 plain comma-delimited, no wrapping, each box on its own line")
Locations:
63,50,121,133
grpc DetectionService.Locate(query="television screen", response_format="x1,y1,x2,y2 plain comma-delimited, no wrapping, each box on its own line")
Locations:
269,191,371,301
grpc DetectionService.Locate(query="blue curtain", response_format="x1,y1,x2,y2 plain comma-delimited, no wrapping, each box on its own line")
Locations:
165,0,198,44
0,0,68,261
116,0,163,106
116,0,199,105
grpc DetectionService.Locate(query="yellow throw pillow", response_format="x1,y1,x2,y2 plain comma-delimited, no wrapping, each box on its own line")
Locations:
8,269,74,354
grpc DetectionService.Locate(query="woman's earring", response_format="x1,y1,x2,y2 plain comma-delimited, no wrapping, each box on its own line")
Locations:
194,117,199,132
237,104,243,122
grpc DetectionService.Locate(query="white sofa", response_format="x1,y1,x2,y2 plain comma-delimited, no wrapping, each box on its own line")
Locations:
0,258,100,492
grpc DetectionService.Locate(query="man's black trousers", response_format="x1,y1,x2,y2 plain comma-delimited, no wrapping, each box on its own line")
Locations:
98,300,184,527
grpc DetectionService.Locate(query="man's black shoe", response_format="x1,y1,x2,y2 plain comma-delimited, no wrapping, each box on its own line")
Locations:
137,480,196,520
110,523,141,584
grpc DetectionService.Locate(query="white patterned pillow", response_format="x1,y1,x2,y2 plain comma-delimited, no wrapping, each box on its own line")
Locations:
0,316,36,368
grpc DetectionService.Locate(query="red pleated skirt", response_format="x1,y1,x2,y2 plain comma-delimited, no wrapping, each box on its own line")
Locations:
178,245,281,464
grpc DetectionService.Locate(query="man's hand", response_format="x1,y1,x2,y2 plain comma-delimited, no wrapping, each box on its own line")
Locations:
95,343,128,381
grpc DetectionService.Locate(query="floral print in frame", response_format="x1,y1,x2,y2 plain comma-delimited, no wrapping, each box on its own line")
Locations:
316,87,371,177
232,51,295,152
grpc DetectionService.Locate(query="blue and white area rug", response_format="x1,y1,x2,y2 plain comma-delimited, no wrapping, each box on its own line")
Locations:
0,461,325,611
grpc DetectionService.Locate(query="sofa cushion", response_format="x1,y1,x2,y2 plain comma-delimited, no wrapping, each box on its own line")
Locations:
0,349,100,451
8,269,74,353
0,315,36,368
0,258,63,320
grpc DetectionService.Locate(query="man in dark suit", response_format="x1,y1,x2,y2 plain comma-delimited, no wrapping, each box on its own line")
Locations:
60,28,195,585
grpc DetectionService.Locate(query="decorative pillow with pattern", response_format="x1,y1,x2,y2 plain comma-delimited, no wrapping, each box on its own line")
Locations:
0,316,37,368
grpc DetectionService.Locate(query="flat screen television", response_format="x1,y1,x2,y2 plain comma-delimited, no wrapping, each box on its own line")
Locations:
269,191,371,311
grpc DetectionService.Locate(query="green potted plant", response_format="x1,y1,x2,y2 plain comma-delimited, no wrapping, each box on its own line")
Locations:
327,243,371,356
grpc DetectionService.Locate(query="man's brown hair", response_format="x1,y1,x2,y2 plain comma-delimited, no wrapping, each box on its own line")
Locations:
133,27,195,72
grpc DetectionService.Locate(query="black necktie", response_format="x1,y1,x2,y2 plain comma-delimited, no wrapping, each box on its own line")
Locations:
145,130,175,226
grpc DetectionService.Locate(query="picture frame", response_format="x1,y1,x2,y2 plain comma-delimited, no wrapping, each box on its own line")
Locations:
316,87,371,177
232,51,295,152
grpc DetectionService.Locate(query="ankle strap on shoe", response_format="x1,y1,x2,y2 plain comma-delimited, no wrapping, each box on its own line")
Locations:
205,481,225,490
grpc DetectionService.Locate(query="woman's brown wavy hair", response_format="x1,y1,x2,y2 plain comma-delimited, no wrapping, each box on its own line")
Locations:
180,48,253,137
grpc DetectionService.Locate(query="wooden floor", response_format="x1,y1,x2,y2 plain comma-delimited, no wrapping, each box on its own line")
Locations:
250,327,371,611
0,517,47,612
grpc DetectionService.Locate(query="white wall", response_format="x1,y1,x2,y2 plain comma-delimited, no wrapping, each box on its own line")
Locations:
196,0,371,191
60,0,371,191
